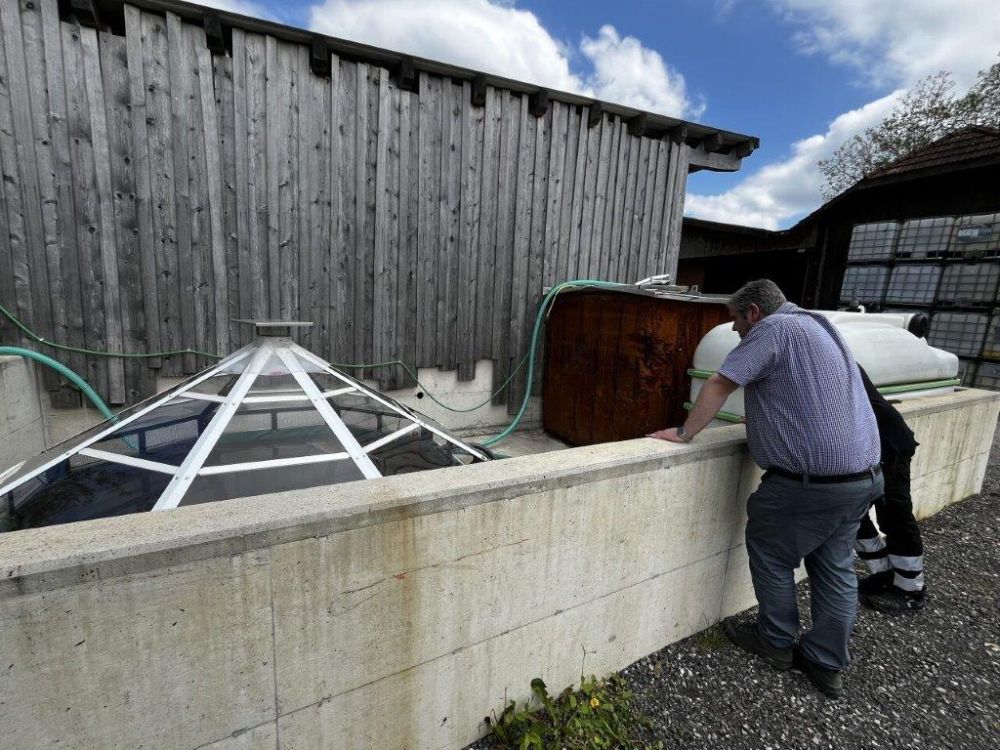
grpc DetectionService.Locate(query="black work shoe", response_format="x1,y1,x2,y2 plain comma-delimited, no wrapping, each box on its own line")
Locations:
857,569,894,596
722,617,793,671
792,645,844,699
862,586,927,615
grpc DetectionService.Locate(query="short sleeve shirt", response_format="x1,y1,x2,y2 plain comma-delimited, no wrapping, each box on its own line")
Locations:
717,303,880,475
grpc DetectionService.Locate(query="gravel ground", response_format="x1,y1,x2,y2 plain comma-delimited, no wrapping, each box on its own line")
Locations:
471,426,1000,750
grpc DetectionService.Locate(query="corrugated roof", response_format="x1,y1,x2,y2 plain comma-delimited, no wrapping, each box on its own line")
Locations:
864,126,1000,181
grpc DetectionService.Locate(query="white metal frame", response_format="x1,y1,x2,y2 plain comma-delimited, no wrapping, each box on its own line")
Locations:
1,333,493,511
151,345,271,510
78,448,178,475
0,349,252,498
293,346,490,462
276,348,382,479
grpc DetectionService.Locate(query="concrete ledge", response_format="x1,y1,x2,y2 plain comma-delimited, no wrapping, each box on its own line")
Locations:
0,388,997,750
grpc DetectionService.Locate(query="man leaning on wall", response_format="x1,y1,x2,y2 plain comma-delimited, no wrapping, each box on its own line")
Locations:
648,279,884,699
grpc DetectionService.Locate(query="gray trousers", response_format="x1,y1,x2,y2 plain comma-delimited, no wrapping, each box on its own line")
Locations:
746,470,884,670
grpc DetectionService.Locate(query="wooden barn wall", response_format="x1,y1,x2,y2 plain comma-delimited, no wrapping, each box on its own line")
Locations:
0,0,692,409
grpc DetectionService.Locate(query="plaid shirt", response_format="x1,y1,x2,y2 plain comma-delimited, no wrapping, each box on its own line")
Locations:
718,302,880,475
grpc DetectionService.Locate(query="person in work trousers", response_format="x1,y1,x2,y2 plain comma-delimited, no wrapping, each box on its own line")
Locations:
854,366,927,613
649,279,884,699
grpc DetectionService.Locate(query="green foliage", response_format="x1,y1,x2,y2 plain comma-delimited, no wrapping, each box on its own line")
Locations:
694,624,728,653
483,675,664,750
819,53,1000,199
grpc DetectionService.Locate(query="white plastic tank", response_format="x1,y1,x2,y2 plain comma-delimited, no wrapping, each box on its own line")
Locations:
689,310,960,422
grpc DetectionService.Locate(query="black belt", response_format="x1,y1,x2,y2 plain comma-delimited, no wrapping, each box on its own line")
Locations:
764,465,882,484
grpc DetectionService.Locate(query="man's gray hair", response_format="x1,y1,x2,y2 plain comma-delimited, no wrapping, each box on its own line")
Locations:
729,279,787,317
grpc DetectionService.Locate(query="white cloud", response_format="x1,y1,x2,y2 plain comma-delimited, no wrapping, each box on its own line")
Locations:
580,25,701,118
688,0,1000,229
686,92,902,229
770,0,1000,88
307,0,700,118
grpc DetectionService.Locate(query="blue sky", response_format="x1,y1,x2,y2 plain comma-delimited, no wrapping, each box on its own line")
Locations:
207,0,1000,229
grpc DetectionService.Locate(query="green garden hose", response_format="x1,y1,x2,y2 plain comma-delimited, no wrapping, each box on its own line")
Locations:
0,346,115,421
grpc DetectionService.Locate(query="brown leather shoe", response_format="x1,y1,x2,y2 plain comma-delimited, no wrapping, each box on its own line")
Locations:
722,617,793,670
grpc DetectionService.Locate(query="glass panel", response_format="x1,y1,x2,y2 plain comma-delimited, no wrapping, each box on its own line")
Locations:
89,398,220,466
203,403,345,466
178,460,365,506
328,392,410,444
368,428,471,475
187,374,238,396
246,374,306,398
0,392,219,491
309,372,354,392
1,456,170,532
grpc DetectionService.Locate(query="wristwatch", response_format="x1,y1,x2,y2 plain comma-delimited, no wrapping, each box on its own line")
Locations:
675,425,693,443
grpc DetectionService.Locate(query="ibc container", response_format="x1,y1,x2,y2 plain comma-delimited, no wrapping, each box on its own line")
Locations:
884,264,941,305
982,310,1000,361
896,216,955,259
958,358,979,385
951,213,1000,259
937,263,1000,306
927,312,987,357
846,222,899,261
974,362,1000,390
839,265,889,305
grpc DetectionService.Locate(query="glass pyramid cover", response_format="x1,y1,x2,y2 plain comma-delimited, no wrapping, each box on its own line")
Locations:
0,324,490,531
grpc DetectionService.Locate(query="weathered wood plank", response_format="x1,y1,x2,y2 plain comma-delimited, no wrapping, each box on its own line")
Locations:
0,7,22,353
301,52,331,354
395,88,419,390
166,12,195,373
456,79,481,380
542,102,566,286
575,107,600,280
244,31,268,323
0,0,53,363
521,106,551,406
179,24,211,371
415,71,440,366
81,27,125,402
474,85,501,359
616,132,641,283
437,78,462,369
264,34,282,319
636,138,660,279
490,89,519,404
197,42,228,358
212,47,241,350
123,4,162,373
266,37,300,322
508,93,534,411
645,139,670,277
295,44,313,344
555,103,577,284
360,64,380,373
372,68,393,387
663,143,690,276
595,117,620,281
331,55,355,363
353,61,368,366
16,0,62,392
230,28,251,339
625,136,651,283
605,118,629,282
565,106,588,282
61,22,109,396
100,30,149,403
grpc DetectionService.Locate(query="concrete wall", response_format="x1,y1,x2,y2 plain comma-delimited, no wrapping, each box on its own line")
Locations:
0,389,996,750
0,356,47,471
